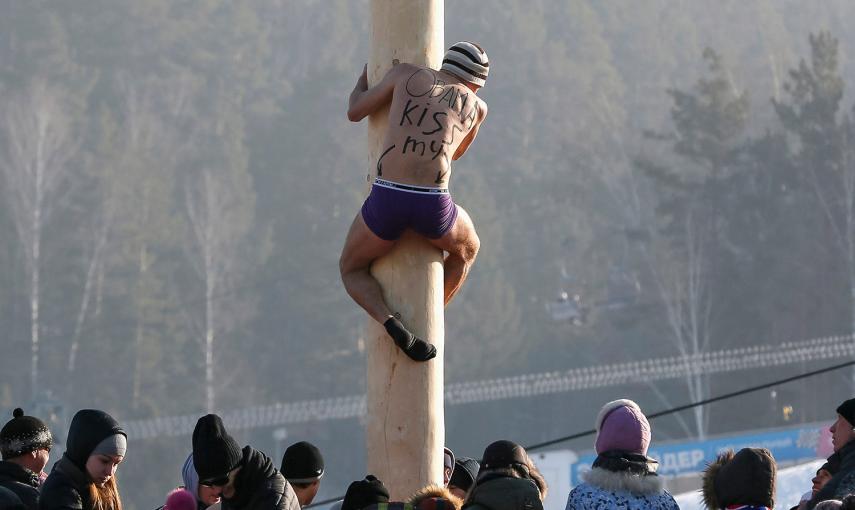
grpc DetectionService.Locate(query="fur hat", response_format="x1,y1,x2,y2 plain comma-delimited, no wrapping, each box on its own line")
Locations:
0,408,52,460
702,448,776,509
281,441,324,483
409,484,462,510
342,475,389,510
192,414,243,482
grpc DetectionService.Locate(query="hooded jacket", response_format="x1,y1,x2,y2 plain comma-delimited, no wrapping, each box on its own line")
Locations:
565,452,678,510
221,447,299,510
0,461,40,510
462,475,542,510
409,485,462,510
809,440,855,510
38,456,93,510
702,448,775,510
39,410,125,510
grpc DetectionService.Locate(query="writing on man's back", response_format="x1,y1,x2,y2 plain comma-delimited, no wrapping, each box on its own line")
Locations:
377,66,485,188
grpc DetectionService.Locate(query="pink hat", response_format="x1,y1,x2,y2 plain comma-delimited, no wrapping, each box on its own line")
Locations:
594,399,651,456
165,489,196,510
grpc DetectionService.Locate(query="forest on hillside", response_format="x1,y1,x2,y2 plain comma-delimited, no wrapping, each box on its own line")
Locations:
4,2,855,508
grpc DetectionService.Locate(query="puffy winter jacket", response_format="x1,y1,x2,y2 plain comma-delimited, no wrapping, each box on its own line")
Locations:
221,447,299,510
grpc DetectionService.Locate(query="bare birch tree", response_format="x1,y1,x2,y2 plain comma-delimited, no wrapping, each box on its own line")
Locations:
594,147,713,440
184,138,255,412
0,80,79,398
648,210,712,439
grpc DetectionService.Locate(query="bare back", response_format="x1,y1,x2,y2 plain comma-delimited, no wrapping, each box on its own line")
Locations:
377,65,487,188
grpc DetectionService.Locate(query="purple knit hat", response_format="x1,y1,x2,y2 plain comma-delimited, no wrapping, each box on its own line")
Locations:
594,399,651,456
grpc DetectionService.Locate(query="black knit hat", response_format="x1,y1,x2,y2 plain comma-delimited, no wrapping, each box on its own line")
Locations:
837,398,855,427
0,408,52,460
66,409,126,471
192,414,243,482
822,451,843,475
449,457,480,491
702,448,776,509
341,475,389,510
280,441,324,482
479,440,527,471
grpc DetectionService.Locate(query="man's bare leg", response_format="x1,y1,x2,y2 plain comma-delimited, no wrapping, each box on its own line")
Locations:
339,213,437,361
428,206,480,306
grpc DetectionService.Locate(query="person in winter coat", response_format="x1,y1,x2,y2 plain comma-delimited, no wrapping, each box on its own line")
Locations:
0,409,53,510
39,409,126,510
0,486,26,510
702,447,776,510
565,399,678,510
792,454,841,510
191,415,299,510
809,398,855,509
340,475,389,510
448,458,480,501
462,440,543,510
180,454,221,510
280,442,324,507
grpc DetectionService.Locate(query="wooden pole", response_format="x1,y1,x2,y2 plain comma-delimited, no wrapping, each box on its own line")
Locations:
364,0,445,501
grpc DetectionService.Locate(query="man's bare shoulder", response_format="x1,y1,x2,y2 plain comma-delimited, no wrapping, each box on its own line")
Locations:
384,62,421,81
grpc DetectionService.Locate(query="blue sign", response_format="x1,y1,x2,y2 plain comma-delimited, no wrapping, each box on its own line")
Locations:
570,425,826,485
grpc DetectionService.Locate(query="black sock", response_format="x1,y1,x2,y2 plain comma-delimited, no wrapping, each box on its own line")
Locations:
383,317,437,362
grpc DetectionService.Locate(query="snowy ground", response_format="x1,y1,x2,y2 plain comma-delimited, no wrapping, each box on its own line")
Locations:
672,458,825,509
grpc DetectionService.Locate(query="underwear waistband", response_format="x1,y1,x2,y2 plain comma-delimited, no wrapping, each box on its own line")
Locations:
373,178,449,195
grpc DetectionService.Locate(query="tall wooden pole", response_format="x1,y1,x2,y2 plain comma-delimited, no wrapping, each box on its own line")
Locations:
364,0,445,500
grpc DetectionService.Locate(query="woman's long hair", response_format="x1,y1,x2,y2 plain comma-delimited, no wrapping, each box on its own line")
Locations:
524,454,548,501
87,476,122,510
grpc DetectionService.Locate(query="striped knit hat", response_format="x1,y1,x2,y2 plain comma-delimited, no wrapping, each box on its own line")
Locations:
441,42,488,87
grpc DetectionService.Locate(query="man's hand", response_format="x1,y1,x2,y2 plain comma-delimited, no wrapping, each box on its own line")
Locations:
347,62,411,122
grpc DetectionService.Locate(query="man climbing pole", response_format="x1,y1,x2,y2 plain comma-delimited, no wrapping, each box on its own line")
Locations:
340,41,489,363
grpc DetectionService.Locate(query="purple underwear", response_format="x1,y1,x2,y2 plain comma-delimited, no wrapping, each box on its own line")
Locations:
361,178,459,241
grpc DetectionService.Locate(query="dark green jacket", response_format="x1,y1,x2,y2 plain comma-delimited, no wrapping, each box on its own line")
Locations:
462,476,542,510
